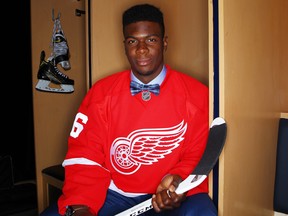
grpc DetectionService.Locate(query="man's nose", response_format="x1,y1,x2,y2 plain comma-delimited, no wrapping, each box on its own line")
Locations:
136,41,148,53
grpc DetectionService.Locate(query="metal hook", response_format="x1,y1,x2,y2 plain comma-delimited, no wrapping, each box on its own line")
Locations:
75,9,85,17
52,8,61,21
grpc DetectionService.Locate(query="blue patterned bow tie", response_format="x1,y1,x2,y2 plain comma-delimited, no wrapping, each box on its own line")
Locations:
130,80,160,96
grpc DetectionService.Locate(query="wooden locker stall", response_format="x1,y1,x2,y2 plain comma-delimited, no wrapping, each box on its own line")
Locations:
214,0,288,215
30,0,87,212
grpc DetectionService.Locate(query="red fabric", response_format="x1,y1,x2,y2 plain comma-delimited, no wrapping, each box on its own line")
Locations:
58,65,209,215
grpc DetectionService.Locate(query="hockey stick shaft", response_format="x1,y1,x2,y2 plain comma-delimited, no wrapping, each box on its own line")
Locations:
115,117,227,216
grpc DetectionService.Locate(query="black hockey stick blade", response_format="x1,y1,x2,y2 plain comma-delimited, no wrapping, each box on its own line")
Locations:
175,117,227,194
115,117,227,216
193,117,227,175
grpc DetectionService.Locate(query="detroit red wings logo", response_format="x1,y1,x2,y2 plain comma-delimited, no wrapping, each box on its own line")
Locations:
110,121,187,175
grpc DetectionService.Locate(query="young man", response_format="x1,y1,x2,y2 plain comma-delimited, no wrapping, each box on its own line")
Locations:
41,3,217,216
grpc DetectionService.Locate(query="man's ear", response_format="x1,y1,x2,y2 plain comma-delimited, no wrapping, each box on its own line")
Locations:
163,36,168,52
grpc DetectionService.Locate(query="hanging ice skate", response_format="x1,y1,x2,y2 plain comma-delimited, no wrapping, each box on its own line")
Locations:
35,50,74,93
35,9,74,93
50,10,71,70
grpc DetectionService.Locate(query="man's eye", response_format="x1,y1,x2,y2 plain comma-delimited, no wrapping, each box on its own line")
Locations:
126,39,137,45
146,38,158,44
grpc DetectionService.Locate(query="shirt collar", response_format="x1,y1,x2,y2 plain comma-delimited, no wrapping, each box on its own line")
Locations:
130,65,167,85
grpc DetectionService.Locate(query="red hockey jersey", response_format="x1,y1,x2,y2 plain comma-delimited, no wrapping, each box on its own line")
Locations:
58,65,209,214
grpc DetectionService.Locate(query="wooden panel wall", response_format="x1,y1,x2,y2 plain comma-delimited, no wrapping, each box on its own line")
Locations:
216,0,288,215
30,0,87,212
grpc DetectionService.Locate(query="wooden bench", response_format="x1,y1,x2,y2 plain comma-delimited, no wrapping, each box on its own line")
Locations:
42,164,64,209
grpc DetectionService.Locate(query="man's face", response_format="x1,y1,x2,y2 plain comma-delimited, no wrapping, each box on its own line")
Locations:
123,21,168,84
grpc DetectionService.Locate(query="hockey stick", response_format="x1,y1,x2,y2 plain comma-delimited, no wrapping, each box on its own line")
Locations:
115,117,227,216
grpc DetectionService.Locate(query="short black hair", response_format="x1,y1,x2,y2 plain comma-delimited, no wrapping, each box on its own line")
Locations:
122,4,165,38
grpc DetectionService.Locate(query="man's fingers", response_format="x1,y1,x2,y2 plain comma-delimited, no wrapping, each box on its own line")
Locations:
166,189,171,198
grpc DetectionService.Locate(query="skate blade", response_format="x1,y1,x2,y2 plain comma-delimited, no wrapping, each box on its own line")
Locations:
36,79,74,93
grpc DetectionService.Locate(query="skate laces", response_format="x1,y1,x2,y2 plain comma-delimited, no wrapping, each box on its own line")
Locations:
47,57,69,79
53,64,68,79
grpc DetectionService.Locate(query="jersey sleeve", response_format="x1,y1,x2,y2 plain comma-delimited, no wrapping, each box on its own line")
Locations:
57,85,111,215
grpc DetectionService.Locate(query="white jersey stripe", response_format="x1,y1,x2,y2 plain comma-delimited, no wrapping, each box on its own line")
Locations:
62,157,110,172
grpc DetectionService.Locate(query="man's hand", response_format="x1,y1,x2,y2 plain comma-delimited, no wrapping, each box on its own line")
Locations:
151,174,187,213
